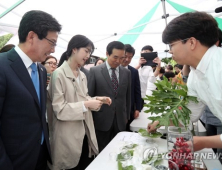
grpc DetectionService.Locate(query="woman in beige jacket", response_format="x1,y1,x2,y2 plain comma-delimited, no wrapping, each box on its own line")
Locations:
47,35,111,170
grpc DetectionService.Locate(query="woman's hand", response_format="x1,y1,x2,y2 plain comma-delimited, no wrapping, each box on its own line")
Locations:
84,100,103,110
96,97,112,106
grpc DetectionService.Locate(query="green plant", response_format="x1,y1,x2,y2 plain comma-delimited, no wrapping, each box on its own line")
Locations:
0,33,13,50
144,76,198,129
161,57,172,65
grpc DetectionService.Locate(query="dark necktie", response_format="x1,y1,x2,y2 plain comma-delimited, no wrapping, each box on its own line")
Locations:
111,68,118,95
30,63,44,145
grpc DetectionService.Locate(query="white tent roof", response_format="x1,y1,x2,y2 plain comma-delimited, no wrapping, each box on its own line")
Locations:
1,0,222,66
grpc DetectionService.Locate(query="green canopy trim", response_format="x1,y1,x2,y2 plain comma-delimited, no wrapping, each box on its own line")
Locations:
118,1,160,45
166,0,194,13
215,18,222,30
167,0,222,30
0,0,25,19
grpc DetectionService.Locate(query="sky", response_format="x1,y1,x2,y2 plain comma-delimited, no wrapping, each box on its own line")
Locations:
0,0,221,66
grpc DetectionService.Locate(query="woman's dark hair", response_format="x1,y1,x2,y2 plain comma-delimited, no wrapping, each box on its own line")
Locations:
41,55,57,65
162,11,218,47
58,35,94,67
94,58,105,66
0,44,15,53
18,10,61,43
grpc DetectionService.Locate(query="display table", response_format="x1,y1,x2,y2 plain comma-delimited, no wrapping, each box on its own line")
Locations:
130,110,206,136
86,132,222,170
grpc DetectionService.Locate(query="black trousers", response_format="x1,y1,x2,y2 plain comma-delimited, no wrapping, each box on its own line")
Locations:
126,109,135,132
140,98,145,110
95,114,120,152
35,140,48,170
67,136,94,170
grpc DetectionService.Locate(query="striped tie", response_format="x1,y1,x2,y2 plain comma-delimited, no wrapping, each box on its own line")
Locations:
111,68,118,95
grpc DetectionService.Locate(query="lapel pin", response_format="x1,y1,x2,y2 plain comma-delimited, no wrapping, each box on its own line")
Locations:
41,68,43,71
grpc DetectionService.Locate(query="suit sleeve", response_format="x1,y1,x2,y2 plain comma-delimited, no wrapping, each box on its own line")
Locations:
88,67,96,97
0,66,14,169
48,72,85,121
126,70,131,120
135,69,142,112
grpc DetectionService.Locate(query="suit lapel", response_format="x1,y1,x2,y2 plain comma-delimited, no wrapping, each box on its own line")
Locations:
9,50,41,110
101,64,114,92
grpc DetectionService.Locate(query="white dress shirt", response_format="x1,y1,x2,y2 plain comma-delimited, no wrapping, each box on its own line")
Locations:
14,46,38,76
187,45,222,123
138,66,156,98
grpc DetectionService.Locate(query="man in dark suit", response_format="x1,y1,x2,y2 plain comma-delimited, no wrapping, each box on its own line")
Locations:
121,44,141,131
88,41,131,152
0,10,61,170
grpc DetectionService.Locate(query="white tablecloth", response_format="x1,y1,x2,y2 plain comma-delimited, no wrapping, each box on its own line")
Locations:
86,132,222,170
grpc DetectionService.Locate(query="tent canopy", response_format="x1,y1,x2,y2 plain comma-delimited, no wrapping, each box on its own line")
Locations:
1,0,222,65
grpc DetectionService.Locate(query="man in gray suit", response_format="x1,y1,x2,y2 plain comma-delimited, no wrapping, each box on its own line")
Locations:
88,41,131,152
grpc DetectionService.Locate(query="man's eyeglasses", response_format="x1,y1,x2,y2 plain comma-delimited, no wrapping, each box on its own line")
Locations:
44,37,57,48
45,62,58,67
168,38,190,50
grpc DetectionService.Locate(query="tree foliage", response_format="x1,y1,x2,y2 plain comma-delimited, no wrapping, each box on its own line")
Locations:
0,33,13,50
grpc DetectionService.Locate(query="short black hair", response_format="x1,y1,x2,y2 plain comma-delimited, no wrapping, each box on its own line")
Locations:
18,10,62,43
107,41,125,55
162,11,218,47
166,64,173,71
174,64,183,70
160,67,165,74
218,29,222,47
141,45,153,52
124,44,135,56
164,72,175,81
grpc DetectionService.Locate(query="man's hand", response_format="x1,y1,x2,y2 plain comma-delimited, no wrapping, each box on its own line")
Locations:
153,57,161,65
193,136,205,151
139,57,147,65
134,110,140,118
147,120,159,133
134,57,147,69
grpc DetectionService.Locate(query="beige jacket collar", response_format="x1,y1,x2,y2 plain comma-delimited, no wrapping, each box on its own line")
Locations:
61,61,86,98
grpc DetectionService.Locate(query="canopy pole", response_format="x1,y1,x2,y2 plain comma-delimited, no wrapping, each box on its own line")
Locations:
0,0,25,19
161,0,170,55
161,0,168,26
